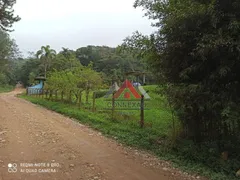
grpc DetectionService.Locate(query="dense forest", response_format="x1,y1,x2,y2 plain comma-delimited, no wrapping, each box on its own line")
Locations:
0,41,154,87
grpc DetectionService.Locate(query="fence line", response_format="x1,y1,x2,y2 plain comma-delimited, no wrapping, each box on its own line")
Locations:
27,88,146,128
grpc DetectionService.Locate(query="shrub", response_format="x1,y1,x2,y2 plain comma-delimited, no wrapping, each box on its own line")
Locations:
95,90,109,98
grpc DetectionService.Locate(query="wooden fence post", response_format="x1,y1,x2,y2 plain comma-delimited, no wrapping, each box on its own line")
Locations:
92,92,96,112
55,90,58,101
140,95,144,128
61,91,64,102
45,89,48,99
49,90,52,100
86,90,89,104
47,90,50,99
48,90,51,100
112,92,115,120
69,90,72,103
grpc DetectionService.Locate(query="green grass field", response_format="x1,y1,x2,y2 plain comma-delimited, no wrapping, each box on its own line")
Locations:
0,85,14,93
20,85,238,180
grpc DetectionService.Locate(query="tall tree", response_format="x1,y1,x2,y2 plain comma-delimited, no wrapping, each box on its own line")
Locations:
0,29,20,84
130,0,240,143
36,45,56,78
0,0,20,31
75,45,151,83
56,47,81,70
18,57,40,86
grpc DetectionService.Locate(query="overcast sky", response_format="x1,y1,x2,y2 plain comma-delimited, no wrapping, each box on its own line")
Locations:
10,0,154,55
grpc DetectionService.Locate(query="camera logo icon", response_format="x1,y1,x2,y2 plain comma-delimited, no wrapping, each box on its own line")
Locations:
8,163,17,173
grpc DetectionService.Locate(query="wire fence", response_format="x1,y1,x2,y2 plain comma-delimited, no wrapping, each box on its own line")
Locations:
27,88,147,128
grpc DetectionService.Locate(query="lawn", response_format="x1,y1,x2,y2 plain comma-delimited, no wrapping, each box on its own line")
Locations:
20,85,238,180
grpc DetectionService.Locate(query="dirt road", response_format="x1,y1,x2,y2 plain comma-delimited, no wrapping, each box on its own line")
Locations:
0,90,201,180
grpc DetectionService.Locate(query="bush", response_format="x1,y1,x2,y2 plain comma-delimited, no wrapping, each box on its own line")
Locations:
0,73,9,85
95,90,109,98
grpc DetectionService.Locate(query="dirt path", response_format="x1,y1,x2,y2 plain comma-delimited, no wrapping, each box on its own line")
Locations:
0,90,203,180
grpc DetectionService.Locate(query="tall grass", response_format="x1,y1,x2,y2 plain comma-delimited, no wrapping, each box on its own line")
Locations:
0,85,14,93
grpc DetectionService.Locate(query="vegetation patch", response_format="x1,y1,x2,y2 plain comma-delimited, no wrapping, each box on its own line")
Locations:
0,85,14,93
19,86,239,180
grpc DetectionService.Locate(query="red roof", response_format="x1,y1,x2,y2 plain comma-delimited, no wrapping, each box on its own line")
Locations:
113,79,141,99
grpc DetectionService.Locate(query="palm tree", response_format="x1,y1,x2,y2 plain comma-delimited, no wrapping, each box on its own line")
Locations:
36,45,56,78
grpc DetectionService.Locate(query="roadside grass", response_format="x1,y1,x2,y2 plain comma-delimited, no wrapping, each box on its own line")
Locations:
0,85,14,93
19,86,238,180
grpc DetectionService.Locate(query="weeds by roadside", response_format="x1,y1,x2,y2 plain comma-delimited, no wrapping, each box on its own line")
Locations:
0,86,14,93
19,92,239,180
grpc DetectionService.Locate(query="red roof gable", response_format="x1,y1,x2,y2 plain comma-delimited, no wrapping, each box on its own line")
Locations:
113,79,141,99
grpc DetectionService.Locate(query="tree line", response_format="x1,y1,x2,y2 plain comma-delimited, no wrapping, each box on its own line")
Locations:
12,45,152,87
121,0,240,165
